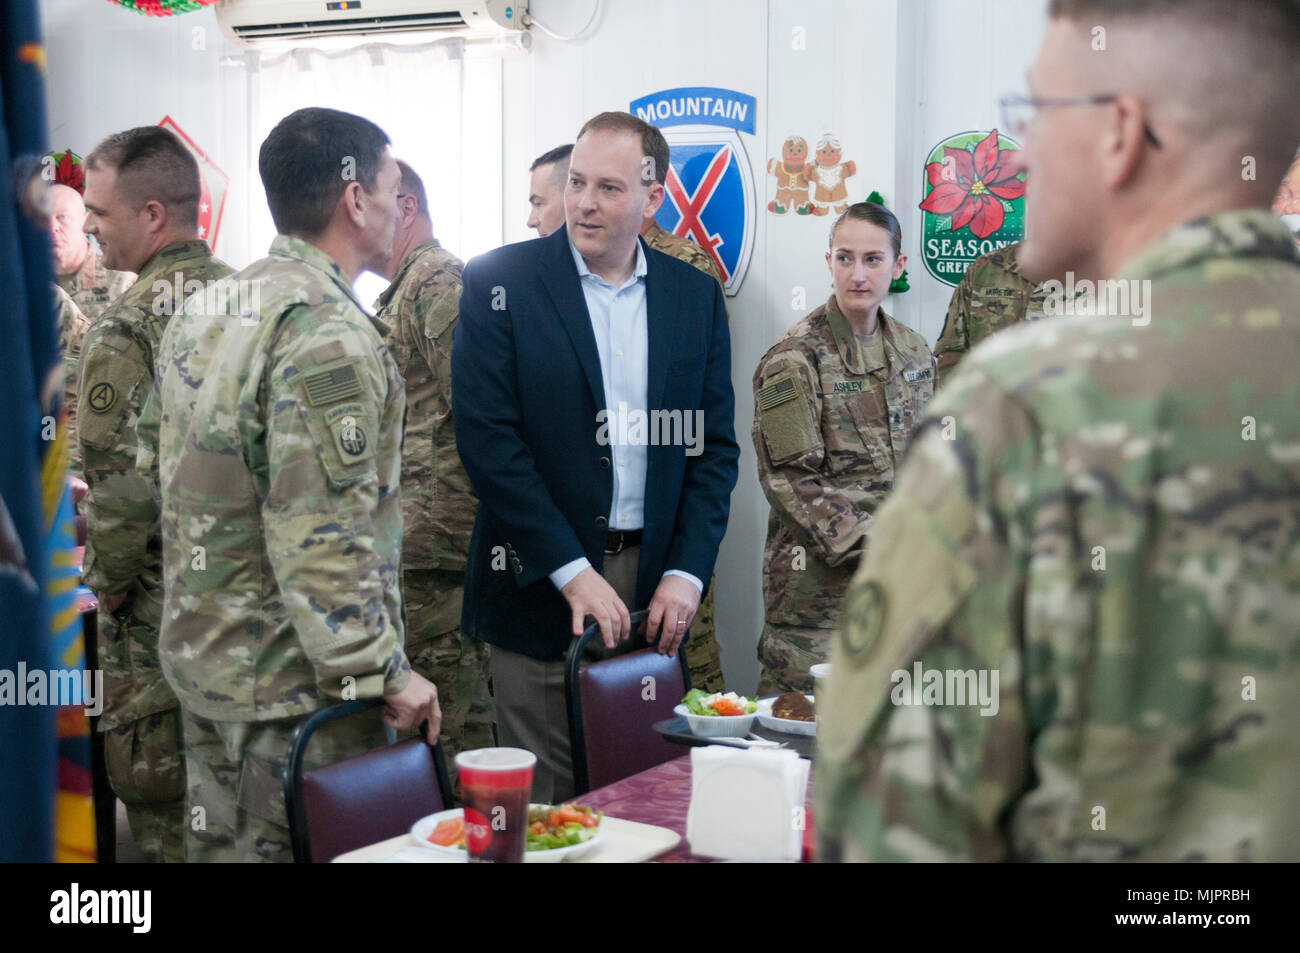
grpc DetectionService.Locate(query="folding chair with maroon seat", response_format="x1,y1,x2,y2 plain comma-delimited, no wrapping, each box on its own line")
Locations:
564,609,692,796
284,698,452,863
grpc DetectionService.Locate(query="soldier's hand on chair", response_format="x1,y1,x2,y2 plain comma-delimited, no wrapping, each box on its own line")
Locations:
645,576,700,657
383,672,442,745
561,567,630,649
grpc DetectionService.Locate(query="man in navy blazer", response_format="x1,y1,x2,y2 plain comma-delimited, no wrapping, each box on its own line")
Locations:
453,112,738,800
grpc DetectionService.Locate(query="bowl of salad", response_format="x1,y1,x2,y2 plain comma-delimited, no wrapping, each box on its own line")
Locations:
674,689,760,737
411,802,604,862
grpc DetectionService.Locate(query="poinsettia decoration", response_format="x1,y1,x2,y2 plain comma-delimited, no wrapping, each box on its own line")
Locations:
50,150,85,195
919,129,1026,240
105,0,218,16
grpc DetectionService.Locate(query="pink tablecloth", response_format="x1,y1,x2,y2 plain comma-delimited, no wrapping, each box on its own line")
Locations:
580,754,815,863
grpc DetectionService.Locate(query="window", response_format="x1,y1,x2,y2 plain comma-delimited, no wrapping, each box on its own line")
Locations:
248,38,504,303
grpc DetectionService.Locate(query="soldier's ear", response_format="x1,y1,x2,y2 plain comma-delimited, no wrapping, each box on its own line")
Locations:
142,198,168,235
340,181,366,227
893,253,908,279
399,193,420,226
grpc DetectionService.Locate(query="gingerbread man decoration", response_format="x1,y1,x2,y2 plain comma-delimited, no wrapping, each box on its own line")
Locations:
767,135,812,215
808,133,856,216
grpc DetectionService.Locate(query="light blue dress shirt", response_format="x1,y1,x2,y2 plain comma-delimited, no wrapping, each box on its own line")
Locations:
548,237,703,598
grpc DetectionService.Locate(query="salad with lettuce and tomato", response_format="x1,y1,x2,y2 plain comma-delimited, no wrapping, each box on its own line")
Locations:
682,689,759,716
426,803,602,852
525,803,602,851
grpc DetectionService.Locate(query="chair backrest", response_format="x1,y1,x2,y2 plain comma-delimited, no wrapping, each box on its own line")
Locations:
284,699,453,863
565,610,691,795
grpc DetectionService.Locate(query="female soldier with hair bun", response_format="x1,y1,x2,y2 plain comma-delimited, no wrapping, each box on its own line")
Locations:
751,202,936,696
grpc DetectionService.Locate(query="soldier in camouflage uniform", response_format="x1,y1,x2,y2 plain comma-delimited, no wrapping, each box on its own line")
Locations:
78,128,234,863
641,204,727,693
818,0,1300,862
642,221,725,288
753,203,934,697
54,285,90,475
932,242,1051,383
50,183,134,322
137,108,441,862
373,161,493,790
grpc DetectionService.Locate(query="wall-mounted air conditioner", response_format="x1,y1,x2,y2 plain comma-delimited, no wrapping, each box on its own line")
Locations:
216,0,528,48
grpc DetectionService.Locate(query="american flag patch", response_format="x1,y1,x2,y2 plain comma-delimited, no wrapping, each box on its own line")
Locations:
757,377,798,411
303,363,362,406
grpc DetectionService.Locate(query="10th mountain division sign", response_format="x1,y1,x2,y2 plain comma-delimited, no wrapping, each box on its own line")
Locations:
632,87,757,296
919,129,1026,287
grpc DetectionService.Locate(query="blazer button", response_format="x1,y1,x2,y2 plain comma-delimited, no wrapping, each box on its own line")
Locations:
595,515,607,527
600,456,610,468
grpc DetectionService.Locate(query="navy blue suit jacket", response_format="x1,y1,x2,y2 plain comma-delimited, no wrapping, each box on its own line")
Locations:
451,226,739,660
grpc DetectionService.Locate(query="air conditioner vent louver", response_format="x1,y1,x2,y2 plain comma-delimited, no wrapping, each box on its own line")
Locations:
232,13,467,40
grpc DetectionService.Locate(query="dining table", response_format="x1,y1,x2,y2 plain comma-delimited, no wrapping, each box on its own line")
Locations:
333,752,816,863
581,753,816,862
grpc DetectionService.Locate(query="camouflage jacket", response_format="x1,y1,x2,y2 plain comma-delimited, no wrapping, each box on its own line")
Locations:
373,239,474,572
752,295,935,628
79,240,232,601
139,235,411,721
933,242,1049,383
57,241,134,322
55,285,90,475
643,223,726,290
818,210,1300,862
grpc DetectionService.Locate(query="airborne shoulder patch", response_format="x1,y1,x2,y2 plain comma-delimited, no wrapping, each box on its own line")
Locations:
302,361,362,406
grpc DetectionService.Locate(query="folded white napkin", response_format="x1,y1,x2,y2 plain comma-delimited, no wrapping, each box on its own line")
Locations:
686,745,810,861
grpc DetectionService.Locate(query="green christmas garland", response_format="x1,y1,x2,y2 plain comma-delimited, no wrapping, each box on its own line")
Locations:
105,0,217,16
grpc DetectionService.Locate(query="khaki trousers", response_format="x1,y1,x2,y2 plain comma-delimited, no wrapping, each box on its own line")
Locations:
489,545,643,803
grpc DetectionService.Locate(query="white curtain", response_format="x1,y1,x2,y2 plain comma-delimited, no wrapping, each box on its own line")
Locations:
247,38,505,303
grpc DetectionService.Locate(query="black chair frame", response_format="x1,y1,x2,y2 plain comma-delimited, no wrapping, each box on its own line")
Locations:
564,608,692,796
283,697,453,863
83,608,116,863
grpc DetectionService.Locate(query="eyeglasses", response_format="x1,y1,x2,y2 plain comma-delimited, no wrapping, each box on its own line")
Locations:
999,94,1161,148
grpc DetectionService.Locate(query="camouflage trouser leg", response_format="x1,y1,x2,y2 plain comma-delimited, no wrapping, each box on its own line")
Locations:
684,575,726,693
402,568,495,797
755,623,834,697
102,709,187,863
179,706,388,863
123,800,187,864
99,593,187,860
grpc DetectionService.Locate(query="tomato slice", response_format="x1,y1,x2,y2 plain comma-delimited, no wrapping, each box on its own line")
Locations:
558,806,587,825
580,812,599,828
430,817,465,847
712,699,744,716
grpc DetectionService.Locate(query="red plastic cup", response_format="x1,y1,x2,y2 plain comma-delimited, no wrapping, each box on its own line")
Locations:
454,748,537,863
